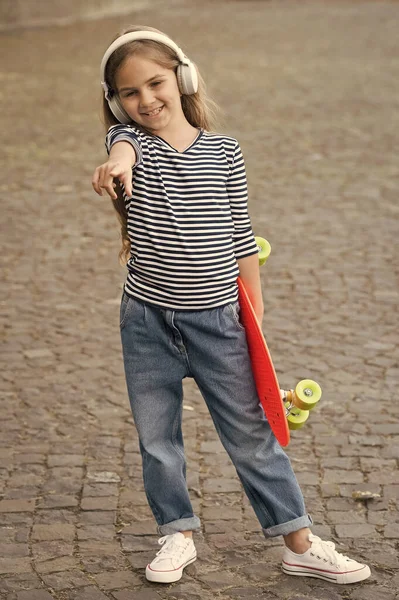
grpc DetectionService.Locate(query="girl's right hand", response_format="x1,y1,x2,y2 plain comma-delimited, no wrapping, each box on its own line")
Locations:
92,158,134,200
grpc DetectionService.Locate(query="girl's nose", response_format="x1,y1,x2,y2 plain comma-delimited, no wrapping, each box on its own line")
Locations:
140,88,155,107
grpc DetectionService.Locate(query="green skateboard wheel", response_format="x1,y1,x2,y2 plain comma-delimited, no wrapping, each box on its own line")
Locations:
255,237,271,266
294,380,322,411
287,407,309,430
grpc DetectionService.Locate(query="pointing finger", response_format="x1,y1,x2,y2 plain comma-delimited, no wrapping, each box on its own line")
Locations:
119,174,133,198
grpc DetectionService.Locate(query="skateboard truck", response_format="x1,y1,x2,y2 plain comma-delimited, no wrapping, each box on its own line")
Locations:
280,380,322,430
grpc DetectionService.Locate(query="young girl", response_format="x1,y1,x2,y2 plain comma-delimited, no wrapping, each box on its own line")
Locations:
92,25,370,586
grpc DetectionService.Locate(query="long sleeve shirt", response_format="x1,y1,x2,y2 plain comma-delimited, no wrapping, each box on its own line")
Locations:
106,124,258,310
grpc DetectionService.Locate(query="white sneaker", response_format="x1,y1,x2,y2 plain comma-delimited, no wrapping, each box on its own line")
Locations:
145,532,197,583
282,533,371,584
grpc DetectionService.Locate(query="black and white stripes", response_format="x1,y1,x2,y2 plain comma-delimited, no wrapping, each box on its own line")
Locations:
105,124,258,310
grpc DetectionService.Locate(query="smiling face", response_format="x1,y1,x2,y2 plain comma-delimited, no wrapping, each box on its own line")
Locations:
115,53,185,134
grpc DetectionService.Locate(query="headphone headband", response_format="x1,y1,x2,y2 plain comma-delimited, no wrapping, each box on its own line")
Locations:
100,31,190,99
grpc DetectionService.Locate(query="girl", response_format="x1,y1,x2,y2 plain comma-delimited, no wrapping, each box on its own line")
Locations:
92,25,370,586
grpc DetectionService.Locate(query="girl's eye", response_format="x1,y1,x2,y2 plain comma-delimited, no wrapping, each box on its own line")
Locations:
123,82,160,97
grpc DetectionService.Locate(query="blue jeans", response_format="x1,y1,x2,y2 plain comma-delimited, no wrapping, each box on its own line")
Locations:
120,291,312,538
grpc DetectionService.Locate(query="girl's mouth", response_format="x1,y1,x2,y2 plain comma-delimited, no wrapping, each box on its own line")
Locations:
143,106,164,118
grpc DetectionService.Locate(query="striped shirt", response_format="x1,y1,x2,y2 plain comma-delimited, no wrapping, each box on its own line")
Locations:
105,124,258,310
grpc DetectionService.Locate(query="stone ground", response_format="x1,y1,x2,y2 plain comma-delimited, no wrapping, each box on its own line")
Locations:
1,0,398,598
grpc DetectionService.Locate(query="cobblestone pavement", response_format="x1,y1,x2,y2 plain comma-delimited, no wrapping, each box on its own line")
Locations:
1,0,398,598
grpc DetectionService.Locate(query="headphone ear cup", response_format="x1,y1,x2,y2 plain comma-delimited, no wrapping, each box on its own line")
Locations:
177,62,198,95
108,96,131,124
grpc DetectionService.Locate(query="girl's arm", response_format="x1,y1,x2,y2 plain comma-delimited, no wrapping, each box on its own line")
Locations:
237,253,264,327
92,141,136,200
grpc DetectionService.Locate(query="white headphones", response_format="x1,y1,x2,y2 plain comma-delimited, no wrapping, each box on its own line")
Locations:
100,31,199,124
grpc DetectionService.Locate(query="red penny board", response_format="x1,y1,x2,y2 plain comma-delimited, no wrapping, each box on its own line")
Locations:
237,277,290,446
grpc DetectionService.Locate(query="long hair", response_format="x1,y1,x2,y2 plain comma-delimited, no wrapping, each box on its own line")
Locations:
100,25,221,266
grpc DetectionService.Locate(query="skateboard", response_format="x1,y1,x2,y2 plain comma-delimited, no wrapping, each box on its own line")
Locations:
237,237,321,446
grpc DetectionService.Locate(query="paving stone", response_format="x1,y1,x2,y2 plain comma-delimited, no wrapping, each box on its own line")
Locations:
348,435,385,447
0,544,29,558
34,510,76,525
47,455,85,467
126,551,155,570
76,524,116,541
381,446,399,459
200,440,225,453
383,523,399,539
23,349,55,359
202,478,242,493
61,586,109,600
79,542,129,573
356,544,399,570
0,558,33,575
166,581,215,600
0,500,36,513
368,471,399,484
112,590,163,600
93,570,141,589
202,493,242,507
335,524,376,538
207,533,259,550
0,528,29,544
340,446,381,457
368,511,389,526
322,470,364,484
14,454,46,465
0,573,43,593
326,510,366,525
365,496,390,511
296,472,319,485
82,483,119,497
86,471,121,483
204,520,245,534
383,485,399,500
15,592,56,600
31,541,74,562
349,586,397,600
202,506,242,520
359,458,397,472
31,524,75,542
34,556,79,574
326,498,357,511
389,573,399,590
120,536,157,552
119,490,148,507
222,588,268,599
239,563,277,582
198,569,247,590
308,524,333,539
119,521,157,536
304,590,347,600
79,511,116,525
320,457,358,469
39,569,92,590
80,497,118,511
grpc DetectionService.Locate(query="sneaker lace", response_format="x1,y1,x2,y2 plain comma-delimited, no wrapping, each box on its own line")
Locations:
155,534,189,561
309,535,351,567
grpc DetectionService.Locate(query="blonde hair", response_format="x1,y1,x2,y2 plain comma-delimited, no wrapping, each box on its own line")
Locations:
101,25,221,266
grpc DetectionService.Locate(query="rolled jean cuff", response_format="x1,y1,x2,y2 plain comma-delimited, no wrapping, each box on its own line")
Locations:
157,516,201,535
262,514,313,538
